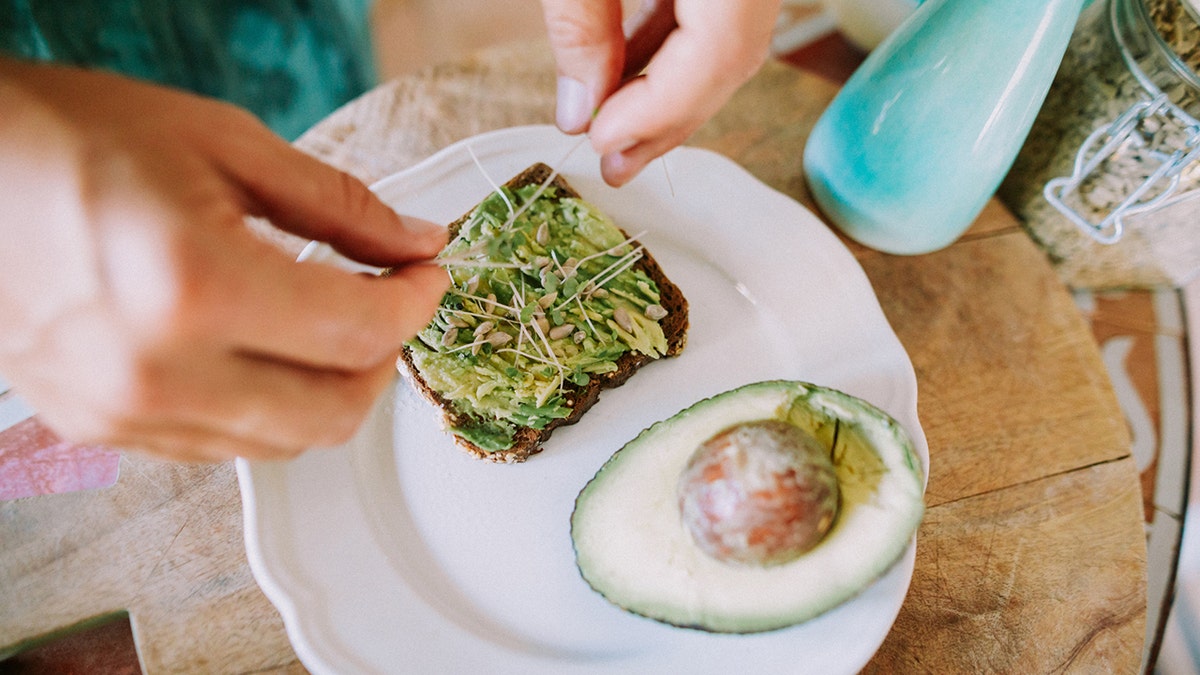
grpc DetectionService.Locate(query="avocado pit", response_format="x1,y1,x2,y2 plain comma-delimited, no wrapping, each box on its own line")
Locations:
677,420,840,566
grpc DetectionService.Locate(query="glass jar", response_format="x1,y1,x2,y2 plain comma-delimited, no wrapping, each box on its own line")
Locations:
999,0,1200,288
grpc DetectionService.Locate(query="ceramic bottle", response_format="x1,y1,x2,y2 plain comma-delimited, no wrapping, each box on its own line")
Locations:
803,0,1090,254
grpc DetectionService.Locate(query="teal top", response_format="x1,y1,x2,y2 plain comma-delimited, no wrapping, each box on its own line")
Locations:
0,0,377,140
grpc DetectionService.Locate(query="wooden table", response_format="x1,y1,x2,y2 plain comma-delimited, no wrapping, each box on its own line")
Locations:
0,43,1147,673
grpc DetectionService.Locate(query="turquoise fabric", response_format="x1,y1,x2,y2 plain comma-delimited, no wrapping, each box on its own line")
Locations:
0,0,377,140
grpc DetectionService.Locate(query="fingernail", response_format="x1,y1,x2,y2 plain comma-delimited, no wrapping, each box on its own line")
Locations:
601,152,634,187
402,217,448,253
611,137,638,154
402,217,443,235
556,77,593,134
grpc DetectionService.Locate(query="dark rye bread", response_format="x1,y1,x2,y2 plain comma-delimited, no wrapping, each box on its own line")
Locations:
399,163,689,463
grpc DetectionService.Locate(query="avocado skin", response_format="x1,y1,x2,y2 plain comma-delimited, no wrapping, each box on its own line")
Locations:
569,380,926,634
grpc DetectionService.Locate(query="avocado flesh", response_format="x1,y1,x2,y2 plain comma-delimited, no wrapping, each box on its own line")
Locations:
406,184,670,452
570,380,925,634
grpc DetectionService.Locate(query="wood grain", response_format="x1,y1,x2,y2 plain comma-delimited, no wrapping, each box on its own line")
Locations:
868,458,1146,673
0,41,1145,673
0,458,297,673
862,233,1133,507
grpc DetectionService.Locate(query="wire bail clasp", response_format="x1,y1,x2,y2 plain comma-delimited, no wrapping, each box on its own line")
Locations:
1044,93,1200,244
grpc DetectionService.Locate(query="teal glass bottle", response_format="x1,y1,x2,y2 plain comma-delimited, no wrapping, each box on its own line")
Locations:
803,0,1089,254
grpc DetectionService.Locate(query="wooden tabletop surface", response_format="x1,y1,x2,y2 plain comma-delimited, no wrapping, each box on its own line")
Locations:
0,42,1147,673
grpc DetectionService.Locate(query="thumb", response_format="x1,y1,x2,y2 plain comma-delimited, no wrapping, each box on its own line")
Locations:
541,0,626,134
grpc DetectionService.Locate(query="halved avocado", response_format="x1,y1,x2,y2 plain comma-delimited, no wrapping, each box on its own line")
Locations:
570,380,925,633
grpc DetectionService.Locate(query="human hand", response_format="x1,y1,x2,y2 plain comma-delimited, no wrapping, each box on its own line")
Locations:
541,0,781,186
0,58,449,462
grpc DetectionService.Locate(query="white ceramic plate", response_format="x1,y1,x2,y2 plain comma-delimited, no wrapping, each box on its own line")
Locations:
237,125,928,675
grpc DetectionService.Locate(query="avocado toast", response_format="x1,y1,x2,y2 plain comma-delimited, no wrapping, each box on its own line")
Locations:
400,163,689,462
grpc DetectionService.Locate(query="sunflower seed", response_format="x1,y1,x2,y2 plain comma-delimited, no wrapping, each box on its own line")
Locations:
614,306,634,332
561,257,579,278
441,328,459,347
549,324,575,340
645,304,668,320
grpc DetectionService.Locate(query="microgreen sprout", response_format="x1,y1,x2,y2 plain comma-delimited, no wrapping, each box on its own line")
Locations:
403,139,675,452
486,136,589,236
467,142,514,217
576,247,645,303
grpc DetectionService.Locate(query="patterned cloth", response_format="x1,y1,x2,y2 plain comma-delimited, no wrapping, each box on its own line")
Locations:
0,0,377,139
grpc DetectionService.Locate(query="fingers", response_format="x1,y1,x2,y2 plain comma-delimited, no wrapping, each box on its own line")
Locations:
216,353,398,453
106,355,398,462
589,0,780,186
52,230,425,461
599,129,691,187
111,422,300,463
178,116,452,371
541,0,627,134
161,355,397,459
140,101,448,457
242,260,449,373
192,227,449,373
211,114,448,268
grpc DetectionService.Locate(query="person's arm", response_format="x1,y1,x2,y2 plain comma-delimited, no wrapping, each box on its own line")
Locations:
0,57,448,461
541,0,781,186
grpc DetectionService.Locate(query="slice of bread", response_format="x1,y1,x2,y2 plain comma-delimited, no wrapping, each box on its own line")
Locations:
399,163,688,463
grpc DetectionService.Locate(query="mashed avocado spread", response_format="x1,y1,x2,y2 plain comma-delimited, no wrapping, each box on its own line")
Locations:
407,182,670,453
